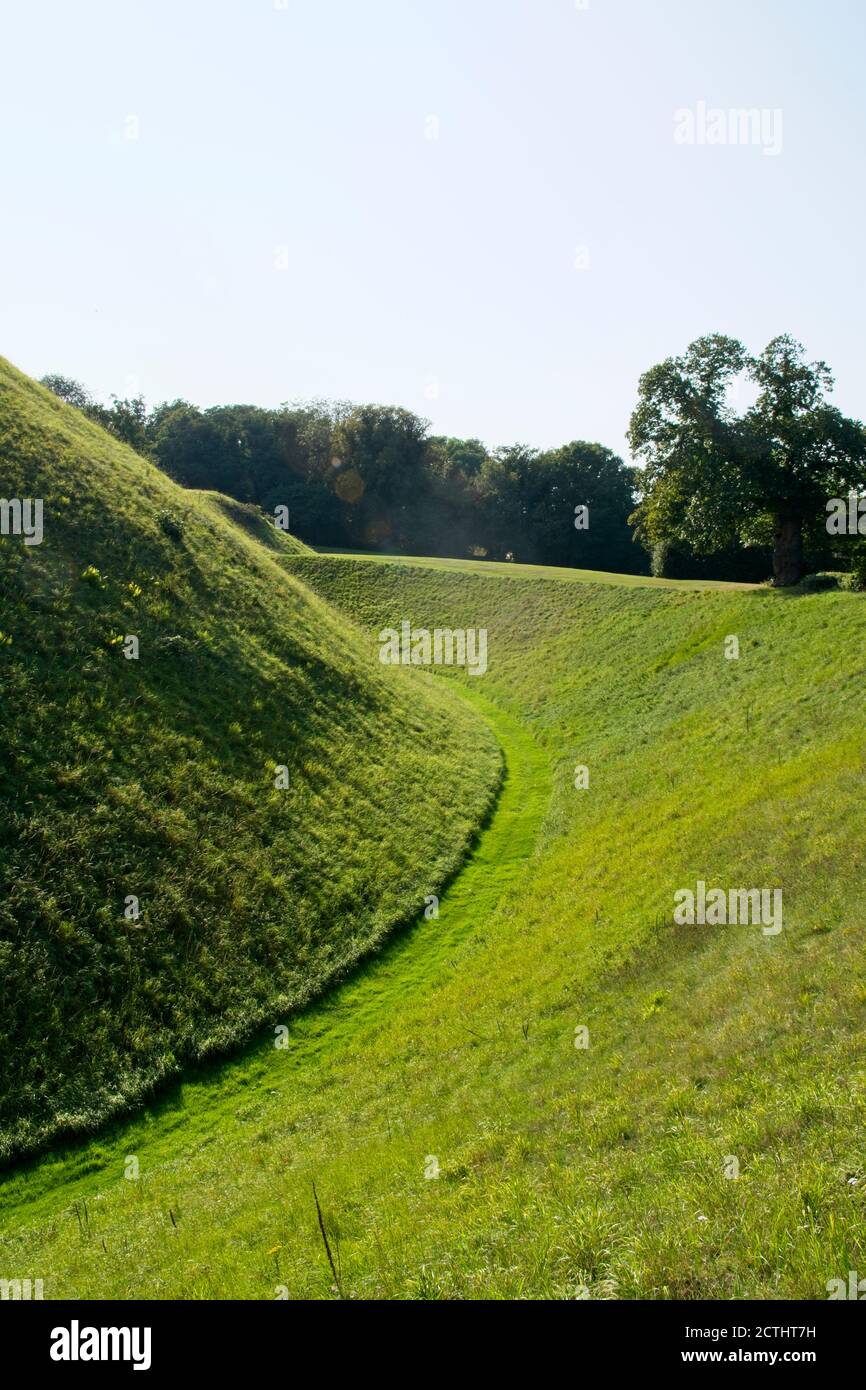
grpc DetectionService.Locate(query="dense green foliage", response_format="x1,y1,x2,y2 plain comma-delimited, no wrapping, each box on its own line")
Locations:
41,374,647,574
0,360,500,1161
45,342,866,588
3,547,865,1300
629,334,866,586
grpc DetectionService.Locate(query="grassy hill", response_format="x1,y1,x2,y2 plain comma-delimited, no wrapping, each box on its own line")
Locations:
0,360,500,1161
2,387,866,1300
313,546,759,590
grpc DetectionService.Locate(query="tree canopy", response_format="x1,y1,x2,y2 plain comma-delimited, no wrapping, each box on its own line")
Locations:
40,376,645,575
43,341,864,585
628,334,866,585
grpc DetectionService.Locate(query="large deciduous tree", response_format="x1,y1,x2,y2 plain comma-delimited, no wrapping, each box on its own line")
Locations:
628,334,866,586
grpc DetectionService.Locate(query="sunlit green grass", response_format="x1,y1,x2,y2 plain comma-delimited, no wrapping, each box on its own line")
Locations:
314,546,759,590
0,359,499,1161
3,541,865,1299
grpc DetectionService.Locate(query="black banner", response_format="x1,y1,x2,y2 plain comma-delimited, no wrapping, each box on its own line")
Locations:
2,1298,858,1374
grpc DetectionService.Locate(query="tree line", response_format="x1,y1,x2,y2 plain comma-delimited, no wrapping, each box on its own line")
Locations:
42,333,866,586
39,375,645,573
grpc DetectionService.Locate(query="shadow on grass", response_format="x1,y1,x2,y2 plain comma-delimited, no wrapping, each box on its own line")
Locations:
0,724,508,1190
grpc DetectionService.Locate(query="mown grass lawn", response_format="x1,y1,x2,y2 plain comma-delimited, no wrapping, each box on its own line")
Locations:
313,546,759,590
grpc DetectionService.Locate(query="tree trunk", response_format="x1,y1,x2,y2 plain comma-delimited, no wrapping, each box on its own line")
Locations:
772,514,804,586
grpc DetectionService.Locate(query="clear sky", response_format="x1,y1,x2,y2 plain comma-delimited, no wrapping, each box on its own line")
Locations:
2,0,864,459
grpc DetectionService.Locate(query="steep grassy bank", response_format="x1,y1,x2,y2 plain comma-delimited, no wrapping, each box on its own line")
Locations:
0,691,548,1232
2,521,865,1299
0,361,499,1161
277,557,866,1297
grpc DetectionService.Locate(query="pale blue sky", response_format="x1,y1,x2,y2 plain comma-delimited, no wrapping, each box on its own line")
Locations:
2,0,864,458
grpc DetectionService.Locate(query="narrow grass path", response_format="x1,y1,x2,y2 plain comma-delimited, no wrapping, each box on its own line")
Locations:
0,684,551,1234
